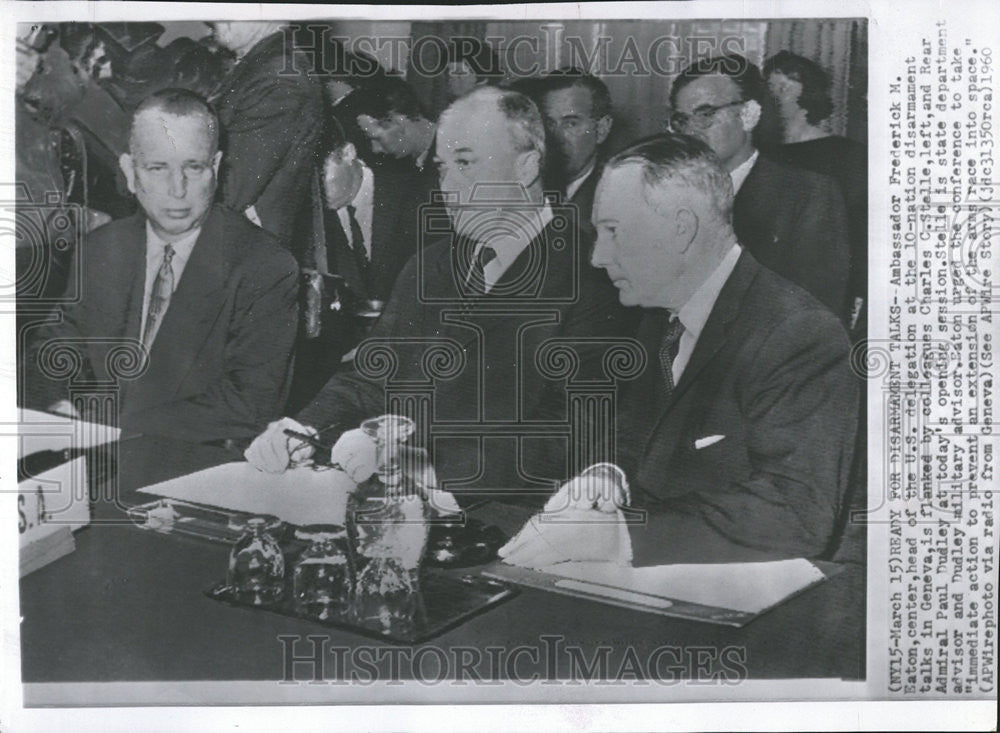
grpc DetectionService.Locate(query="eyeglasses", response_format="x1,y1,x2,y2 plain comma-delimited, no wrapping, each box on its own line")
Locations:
666,100,745,132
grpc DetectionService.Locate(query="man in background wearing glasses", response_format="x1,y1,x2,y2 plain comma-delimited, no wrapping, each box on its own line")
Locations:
669,54,851,322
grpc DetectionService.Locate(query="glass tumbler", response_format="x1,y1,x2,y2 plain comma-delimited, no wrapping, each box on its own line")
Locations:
227,517,285,605
292,524,354,621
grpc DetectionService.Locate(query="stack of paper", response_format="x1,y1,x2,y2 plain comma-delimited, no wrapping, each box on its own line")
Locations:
20,526,75,577
137,462,351,526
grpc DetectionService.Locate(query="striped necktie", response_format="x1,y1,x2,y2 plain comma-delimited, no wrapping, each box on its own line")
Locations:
468,245,497,295
659,315,685,397
143,243,175,350
345,204,372,293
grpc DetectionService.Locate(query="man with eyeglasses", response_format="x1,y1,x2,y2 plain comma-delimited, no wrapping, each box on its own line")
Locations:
668,54,850,321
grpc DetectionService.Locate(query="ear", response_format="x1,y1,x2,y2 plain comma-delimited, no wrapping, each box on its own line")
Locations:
675,206,699,252
740,99,762,133
595,115,613,145
515,148,542,189
118,153,137,194
211,150,223,176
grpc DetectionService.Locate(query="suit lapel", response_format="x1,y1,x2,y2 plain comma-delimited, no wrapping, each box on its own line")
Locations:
126,208,231,411
434,225,553,352
665,252,758,407
369,170,404,299
91,214,146,389
637,252,758,468
325,208,367,298
116,214,147,341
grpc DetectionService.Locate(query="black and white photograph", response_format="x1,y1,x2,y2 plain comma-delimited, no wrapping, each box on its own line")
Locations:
0,2,995,731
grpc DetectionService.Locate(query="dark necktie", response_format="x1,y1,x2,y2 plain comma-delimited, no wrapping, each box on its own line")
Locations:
143,243,175,350
467,245,497,295
345,204,371,294
659,314,685,396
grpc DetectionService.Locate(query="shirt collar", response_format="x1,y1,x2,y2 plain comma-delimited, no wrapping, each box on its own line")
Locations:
474,202,554,272
676,243,742,341
565,159,596,200
145,221,201,262
415,140,433,171
343,162,374,209
729,149,759,194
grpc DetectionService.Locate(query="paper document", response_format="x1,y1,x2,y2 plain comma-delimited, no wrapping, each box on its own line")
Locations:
13,408,121,456
530,558,826,614
137,462,350,527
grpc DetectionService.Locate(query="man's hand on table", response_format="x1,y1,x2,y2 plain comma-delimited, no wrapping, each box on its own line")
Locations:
498,506,632,569
245,417,316,472
499,469,634,569
330,428,377,483
542,467,629,514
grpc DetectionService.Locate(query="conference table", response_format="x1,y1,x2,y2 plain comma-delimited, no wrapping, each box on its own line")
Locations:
18,436,865,701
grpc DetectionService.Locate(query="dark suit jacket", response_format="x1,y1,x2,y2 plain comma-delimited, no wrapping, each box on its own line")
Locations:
297,212,638,495
617,251,857,565
324,164,435,303
567,163,601,241
734,155,850,319
28,206,300,443
214,32,325,252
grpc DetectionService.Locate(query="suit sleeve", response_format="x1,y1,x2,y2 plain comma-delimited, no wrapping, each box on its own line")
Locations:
790,173,851,319
23,244,96,410
524,261,641,481
121,250,301,441
218,74,319,217
293,249,423,431
627,310,857,565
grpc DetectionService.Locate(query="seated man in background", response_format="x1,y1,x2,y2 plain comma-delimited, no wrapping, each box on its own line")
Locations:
668,54,851,321
500,134,857,568
26,89,300,444
535,68,614,229
445,37,503,100
288,121,434,410
352,75,438,183
246,86,635,499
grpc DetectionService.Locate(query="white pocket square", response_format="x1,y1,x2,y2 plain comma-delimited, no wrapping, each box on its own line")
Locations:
694,435,726,450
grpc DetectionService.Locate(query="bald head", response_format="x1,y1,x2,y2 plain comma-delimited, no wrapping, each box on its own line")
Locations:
129,88,220,156
443,86,546,162
120,89,222,243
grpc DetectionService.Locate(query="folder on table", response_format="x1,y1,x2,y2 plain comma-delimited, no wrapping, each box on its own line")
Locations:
483,557,833,627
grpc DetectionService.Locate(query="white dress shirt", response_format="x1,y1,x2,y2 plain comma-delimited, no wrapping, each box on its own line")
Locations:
565,159,596,201
671,243,743,384
469,203,554,293
729,149,759,195
335,162,375,260
141,223,201,342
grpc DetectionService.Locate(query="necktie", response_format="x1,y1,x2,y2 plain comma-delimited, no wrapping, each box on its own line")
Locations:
346,204,371,293
659,314,685,397
467,245,497,295
143,243,175,350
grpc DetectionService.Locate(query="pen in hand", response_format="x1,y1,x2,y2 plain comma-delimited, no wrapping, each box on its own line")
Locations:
282,427,344,470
